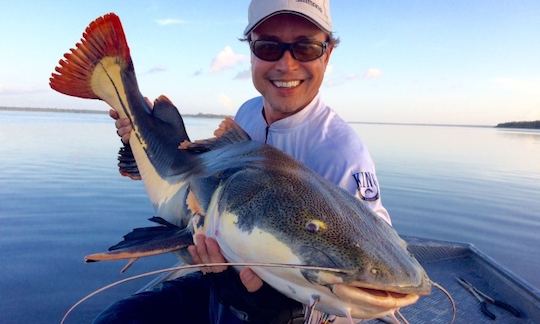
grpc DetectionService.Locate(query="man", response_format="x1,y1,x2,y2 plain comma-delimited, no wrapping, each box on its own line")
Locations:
101,0,391,322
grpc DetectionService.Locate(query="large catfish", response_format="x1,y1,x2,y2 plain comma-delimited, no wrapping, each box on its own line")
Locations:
50,13,431,320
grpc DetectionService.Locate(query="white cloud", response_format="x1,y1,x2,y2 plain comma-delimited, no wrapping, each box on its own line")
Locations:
210,46,248,73
364,68,383,80
155,18,186,26
234,70,251,80
145,65,167,74
323,72,360,87
192,69,204,77
218,93,235,110
323,67,382,87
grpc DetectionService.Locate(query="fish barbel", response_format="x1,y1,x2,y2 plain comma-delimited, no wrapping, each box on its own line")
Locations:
49,13,431,319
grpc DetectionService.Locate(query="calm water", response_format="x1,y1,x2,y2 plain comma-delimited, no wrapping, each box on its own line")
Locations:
1,111,539,323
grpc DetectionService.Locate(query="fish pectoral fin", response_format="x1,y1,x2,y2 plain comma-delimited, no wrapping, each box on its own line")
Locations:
84,218,193,263
117,142,141,180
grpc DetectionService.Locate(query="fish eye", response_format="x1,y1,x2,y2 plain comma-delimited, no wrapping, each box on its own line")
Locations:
305,219,327,233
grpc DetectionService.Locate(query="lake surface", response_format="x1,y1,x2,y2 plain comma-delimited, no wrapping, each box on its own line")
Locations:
1,111,539,323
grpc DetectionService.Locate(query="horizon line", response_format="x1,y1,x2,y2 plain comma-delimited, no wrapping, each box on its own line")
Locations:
0,105,500,128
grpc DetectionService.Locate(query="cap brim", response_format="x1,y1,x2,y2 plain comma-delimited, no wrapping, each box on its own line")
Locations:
244,11,332,36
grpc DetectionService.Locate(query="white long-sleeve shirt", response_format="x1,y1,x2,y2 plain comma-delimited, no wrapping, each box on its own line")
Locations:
234,94,391,225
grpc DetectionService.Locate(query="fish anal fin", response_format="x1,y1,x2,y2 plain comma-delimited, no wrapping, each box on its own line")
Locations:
49,13,131,101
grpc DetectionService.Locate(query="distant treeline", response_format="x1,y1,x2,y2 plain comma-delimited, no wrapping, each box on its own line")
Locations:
0,106,229,119
496,120,540,129
188,112,230,119
0,106,106,114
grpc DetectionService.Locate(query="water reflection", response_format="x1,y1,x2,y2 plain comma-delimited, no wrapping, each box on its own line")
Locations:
495,128,540,148
1,112,539,323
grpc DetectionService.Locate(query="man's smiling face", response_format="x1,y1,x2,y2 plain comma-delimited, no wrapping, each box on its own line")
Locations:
250,14,333,124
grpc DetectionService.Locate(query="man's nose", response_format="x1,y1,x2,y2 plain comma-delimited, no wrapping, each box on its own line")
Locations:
275,49,300,71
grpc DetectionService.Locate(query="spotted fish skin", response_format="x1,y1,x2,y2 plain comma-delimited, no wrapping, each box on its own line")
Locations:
50,13,431,320
192,141,431,317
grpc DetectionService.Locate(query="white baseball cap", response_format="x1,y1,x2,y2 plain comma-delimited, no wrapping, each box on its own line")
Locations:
244,0,333,36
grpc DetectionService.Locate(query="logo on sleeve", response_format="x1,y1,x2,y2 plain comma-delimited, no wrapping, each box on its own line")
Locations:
352,172,380,201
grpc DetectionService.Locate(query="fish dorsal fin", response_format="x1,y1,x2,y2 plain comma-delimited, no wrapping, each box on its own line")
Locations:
218,123,252,146
152,95,191,142
182,120,251,153
49,13,130,99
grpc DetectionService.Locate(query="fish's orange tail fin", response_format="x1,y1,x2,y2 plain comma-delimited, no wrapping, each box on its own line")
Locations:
49,13,131,99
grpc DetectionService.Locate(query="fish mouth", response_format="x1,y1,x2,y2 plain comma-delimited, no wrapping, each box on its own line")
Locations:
332,281,429,318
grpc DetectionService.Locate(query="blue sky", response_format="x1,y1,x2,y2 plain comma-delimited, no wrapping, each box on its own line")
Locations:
0,0,538,125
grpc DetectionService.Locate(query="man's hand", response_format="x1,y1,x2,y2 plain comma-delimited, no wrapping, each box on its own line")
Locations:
213,116,236,137
239,267,264,293
109,97,154,143
188,234,228,273
109,109,132,144
188,234,263,292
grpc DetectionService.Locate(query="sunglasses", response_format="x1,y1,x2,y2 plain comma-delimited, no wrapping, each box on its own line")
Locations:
249,40,328,62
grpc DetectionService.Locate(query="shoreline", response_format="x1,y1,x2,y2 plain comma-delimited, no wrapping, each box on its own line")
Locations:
0,106,229,119
2,106,539,129
348,120,493,129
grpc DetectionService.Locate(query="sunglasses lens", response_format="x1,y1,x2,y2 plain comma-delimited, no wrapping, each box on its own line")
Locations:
251,40,326,62
251,41,283,61
291,42,324,62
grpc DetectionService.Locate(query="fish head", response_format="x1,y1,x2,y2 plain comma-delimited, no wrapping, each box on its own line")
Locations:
216,163,431,319
286,187,432,318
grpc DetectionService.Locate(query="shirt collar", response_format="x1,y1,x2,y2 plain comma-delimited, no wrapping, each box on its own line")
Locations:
263,94,324,131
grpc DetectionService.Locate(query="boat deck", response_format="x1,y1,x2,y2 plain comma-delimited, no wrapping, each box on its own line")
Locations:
365,237,540,323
